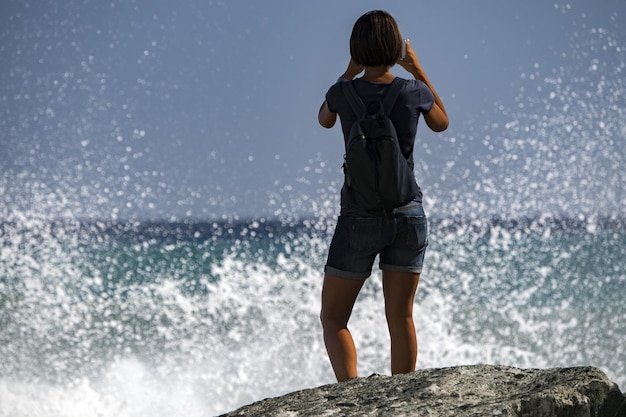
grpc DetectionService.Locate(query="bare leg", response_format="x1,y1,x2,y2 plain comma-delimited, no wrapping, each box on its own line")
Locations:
382,271,420,375
320,273,365,382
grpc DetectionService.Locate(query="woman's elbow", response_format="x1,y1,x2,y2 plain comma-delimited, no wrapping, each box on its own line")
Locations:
425,117,449,132
425,107,449,132
318,111,337,128
318,101,337,128
319,120,336,129
431,119,449,132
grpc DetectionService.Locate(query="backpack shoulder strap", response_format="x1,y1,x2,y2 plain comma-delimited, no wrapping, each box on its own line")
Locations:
340,81,366,117
382,77,405,116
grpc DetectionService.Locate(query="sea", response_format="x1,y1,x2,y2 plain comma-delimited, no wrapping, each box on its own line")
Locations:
1,213,625,416
2,2,625,416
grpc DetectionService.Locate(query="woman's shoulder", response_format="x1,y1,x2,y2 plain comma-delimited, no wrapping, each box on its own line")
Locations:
395,77,435,111
398,77,429,92
326,82,345,107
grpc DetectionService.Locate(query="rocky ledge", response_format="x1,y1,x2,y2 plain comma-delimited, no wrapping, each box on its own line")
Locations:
219,365,625,417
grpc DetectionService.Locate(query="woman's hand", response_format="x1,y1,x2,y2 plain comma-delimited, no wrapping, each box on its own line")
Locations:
396,40,424,79
342,58,364,80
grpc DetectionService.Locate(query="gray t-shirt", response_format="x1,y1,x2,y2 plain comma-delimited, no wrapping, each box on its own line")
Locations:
325,77,435,207
325,77,435,164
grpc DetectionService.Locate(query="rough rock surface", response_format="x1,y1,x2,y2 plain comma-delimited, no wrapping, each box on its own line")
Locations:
219,365,625,417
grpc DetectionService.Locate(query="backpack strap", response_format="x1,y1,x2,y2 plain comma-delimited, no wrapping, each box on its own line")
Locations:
383,78,414,168
340,77,405,117
340,81,366,118
382,77,405,116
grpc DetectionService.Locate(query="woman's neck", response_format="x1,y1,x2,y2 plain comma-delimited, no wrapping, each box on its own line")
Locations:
360,66,394,83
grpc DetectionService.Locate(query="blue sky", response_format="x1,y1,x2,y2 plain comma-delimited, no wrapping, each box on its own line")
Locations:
1,1,624,221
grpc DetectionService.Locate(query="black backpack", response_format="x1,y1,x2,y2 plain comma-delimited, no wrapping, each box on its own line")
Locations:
340,78,420,212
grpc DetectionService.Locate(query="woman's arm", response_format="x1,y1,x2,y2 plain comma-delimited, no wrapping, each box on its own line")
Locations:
397,40,449,132
318,58,364,129
318,100,337,128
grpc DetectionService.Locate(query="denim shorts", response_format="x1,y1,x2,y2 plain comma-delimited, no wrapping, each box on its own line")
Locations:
324,203,428,280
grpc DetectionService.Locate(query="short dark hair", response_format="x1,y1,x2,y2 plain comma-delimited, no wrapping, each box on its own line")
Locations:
350,10,402,67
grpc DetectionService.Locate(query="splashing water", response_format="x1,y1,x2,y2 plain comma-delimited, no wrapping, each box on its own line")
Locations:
1,215,624,416
1,3,625,417
424,12,625,219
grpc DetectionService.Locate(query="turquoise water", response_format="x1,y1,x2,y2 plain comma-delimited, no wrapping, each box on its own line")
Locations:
1,216,624,416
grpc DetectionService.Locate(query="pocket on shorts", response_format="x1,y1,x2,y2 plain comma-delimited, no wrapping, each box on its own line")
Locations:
405,215,428,250
348,217,383,252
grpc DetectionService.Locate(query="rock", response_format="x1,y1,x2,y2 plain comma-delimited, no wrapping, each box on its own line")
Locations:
218,365,625,417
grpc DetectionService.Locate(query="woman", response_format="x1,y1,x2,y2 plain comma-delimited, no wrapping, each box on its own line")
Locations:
318,10,449,382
